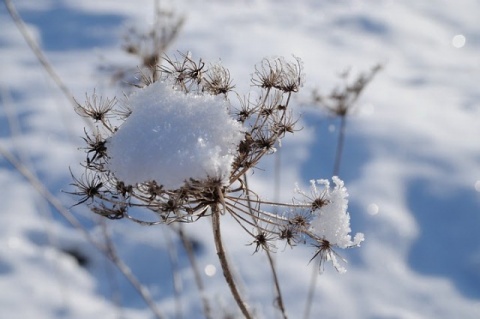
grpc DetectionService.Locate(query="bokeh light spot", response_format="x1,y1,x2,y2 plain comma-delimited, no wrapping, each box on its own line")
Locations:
475,180,480,192
367,203,379,215
204,264,216,277
452,34,466,48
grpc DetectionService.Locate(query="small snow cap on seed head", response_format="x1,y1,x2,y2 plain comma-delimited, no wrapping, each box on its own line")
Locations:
296,176,364,249
308,176,364,248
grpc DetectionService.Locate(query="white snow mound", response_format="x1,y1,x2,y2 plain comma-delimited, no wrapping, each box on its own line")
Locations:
107,82,243,189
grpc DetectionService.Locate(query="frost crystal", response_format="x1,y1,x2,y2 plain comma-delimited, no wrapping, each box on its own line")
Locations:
302,176,364,248
106,81,243,189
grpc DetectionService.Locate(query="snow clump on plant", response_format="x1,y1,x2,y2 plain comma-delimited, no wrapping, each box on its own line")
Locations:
107,81,243,189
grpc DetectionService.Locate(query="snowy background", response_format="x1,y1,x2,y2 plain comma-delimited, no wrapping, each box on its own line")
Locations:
1,0,479,318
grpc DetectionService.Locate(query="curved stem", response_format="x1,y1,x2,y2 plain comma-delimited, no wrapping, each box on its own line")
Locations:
211,205,253,319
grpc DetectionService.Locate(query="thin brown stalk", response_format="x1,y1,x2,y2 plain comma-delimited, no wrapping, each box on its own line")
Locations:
98,219,125,318
162,227,183,319
176,224,213,319
243,175,288,319
3,0,93,131
0,146,166,319
273,147,282,212
225,199,283,230
211,204,253,319
1,85,75,310
3,0,71,104
303,258,320,319
232,196,312,210
224,206,257,237
265,249,288,319
332,115,347,177
304,112,348,319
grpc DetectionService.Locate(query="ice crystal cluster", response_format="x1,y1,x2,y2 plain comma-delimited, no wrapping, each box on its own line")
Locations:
107,81,243,189
298,177,364,249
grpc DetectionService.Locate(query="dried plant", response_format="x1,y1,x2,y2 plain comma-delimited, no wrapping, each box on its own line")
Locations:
70,53,364,318
312,65,382,175
104,2,185,86
312,65,382,117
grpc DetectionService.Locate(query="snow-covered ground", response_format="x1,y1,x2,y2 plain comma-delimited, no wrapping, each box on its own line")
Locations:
1,0,479,318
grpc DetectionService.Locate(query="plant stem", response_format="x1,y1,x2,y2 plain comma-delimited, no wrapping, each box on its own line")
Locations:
163,227,183,319
3,0,93,131
177,224,213,319
0,146,167,319
243,174,288,318
274,147,281,212
211,205,253,319
304,115,348,318
333,115,347,176
302,259,319,319
265,249,288,319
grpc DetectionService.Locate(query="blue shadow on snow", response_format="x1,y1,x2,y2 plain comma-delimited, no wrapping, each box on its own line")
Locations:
20,4,125,51
407,179,480,300
299,114,480,300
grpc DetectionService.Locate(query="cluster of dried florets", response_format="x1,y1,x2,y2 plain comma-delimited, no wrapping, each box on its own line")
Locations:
70,53,363,274
312,64,382,117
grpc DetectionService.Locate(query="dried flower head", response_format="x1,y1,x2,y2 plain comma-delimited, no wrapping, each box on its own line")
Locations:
67,169,106,207
81,128,108,168
312,64,381,117
252,56,305,94
204,63,235,95
248,228,277,253
74,92,116,124
310,239,347,273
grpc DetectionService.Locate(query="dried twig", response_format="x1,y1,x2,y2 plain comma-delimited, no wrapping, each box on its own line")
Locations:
0,146,167,319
